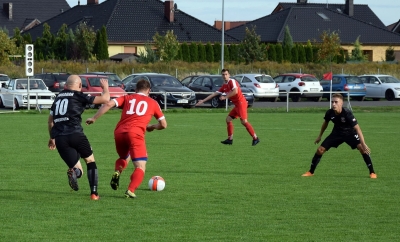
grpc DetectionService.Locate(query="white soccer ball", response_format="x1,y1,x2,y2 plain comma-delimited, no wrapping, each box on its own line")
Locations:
148,176,165,191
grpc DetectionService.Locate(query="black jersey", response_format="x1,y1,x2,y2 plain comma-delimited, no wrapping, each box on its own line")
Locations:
50,90,95,138
323,107,358,135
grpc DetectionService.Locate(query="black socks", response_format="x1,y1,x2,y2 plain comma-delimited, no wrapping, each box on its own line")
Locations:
87,162,98,195
362,154,375,174
309,154,322,174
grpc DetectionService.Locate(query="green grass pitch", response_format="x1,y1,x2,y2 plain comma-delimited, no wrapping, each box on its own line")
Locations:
0,109,399,241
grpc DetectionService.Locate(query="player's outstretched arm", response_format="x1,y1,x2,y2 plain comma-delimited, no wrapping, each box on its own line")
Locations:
93,79,110,104
86,99,116,125
196,92,219,106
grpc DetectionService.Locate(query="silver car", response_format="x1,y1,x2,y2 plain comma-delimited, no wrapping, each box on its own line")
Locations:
358,74,400,101
233,74,279,101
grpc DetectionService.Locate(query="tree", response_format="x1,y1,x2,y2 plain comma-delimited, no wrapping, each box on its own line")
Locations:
198,43,206,62
260,43,268,61
53,24,68,60
153,30,179,64
181,42,190,62
97,26,109,60
0,30,17,65
213,42,221,62
223,44,230,62
189,42,198,62
298,44,306,63
291,45,298,63
282,25,293,62
229,44,239,62
305,40,313,62
75,22,96,60
385,46,395,61
175,44,182,61
317,30,341,63
239,26,263,64
137,43,158,64
267,44,276,62
205,42,214,62
349,36,365,61
275,43,283,63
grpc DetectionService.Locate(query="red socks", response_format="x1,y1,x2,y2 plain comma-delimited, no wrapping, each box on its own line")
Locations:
244,122,256,138
128,168,145,193
227,122,233,139
115,158,128,173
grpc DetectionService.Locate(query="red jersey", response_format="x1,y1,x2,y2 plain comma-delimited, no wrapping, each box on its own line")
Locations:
217,78,246,105
113,93,165,135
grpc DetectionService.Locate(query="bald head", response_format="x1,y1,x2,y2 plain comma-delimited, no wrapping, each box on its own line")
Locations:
66,75,82,91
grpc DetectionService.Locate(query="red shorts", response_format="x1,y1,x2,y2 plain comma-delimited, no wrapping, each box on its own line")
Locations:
228,101,248,120
114,131,147,161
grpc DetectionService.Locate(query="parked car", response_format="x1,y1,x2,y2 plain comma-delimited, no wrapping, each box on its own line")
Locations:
124,74,196,108
320,74,366,101
122,73,159,90
188,75,254,108
181,75,199,87
273,73,323,102
0,74,10,87
78,74,127,108
33,73,71,93
233,74,279,101
85,72,124,89
358,74,400,101
0,78,56,109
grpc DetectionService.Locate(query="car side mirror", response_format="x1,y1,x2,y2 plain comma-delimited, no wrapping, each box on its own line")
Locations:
1,83,5,88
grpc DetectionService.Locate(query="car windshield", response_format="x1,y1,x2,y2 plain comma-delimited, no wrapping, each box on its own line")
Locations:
212,77,224,87
107,74,121,82
379,76,400,83
151,76,182,86
345,76,362,84
88,77,118,87
15,79,47,90
255,75,274,83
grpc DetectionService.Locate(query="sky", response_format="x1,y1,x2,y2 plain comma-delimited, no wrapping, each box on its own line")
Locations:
65,0,399,26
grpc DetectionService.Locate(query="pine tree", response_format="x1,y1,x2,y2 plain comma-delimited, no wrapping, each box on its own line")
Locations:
291,45,298,63
275,43,283,63
282,25,293,62
198,43,206,62
239,26,263,64
175,44,182,61
205,42,214,62
181,42,190,62
213,42,221,62
223,44,230,62
99,26,109,60
260,43,268,61
189,42,198,62
350,36,364,61
385,46,395,61
305,40,313,63
229,44,238,62
298,44,306,63
267,44,276,62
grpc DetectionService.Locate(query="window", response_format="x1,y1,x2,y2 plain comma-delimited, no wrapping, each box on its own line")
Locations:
316,12,330,21
242,77,252,83
193,77,203,86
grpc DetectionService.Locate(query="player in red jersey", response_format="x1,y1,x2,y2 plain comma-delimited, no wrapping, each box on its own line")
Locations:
196,69,259,146
86,79,167,198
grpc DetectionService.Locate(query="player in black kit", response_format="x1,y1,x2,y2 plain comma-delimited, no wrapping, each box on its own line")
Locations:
302,93,377,179
47,75,110,200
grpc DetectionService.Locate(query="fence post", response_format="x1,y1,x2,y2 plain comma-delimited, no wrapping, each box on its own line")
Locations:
286,92,289,112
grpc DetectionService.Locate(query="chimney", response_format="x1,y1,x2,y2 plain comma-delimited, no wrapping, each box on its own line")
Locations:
345,0,354,17
3,3,13,20
87,0,99,5
164,0,174,23
297,0,307,3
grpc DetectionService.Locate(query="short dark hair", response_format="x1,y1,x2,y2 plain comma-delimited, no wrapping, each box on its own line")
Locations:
332,93,343,100
221,69,230,73
136,79,151,92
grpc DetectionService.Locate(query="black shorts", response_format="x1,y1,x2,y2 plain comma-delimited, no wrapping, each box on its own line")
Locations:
55,133,93,168
320,132,360,151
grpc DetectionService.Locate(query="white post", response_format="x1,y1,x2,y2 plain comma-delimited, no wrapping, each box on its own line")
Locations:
221,0,224,70
329,78,332,109
27,77,30,110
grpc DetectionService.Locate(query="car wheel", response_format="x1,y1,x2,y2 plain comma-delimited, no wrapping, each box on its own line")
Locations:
14,98,20,110
211,97,220,108
291,94,301,102
0,96,4,108
385,90,395,101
